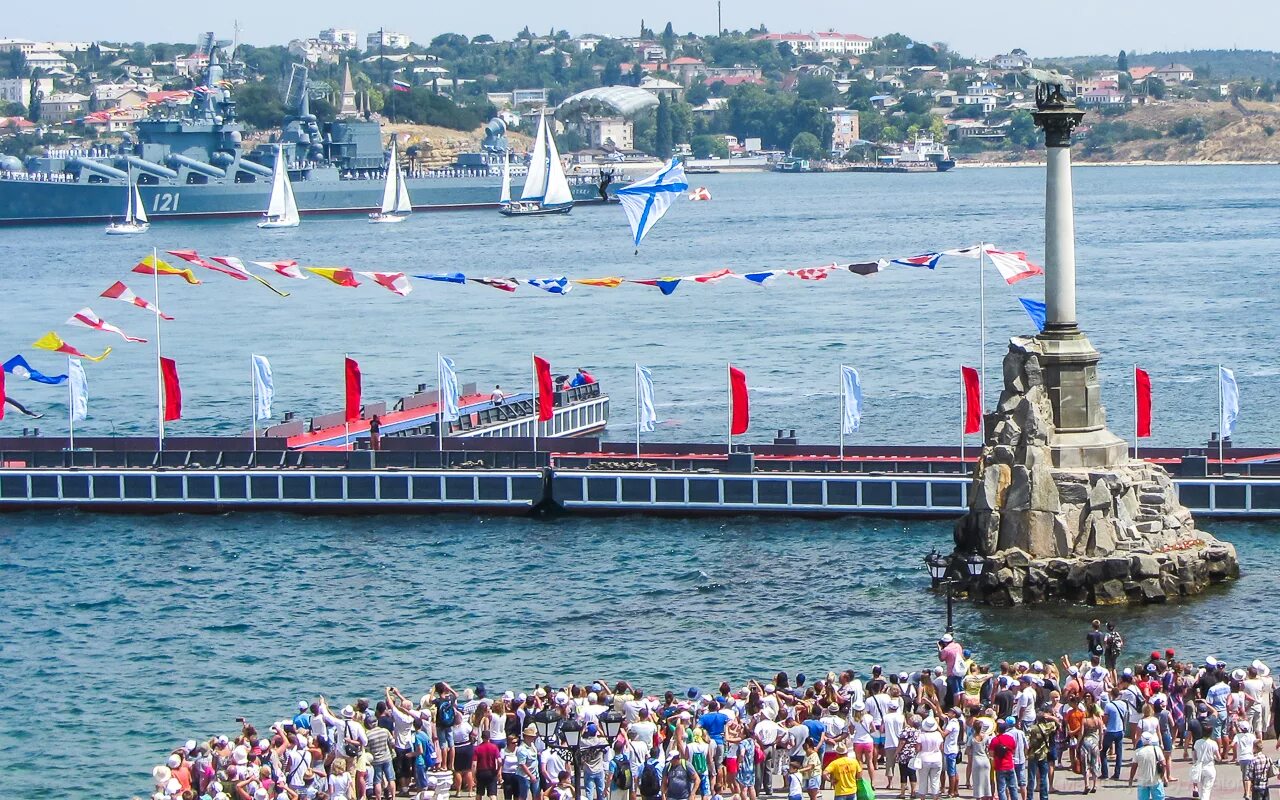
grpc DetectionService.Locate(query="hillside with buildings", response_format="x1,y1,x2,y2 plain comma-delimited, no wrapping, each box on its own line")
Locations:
3,29,1280,167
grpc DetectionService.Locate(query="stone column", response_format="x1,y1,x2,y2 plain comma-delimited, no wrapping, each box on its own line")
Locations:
1031,99,1127,469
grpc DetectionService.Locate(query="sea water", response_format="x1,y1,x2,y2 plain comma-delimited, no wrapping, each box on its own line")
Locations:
0,166,1278,799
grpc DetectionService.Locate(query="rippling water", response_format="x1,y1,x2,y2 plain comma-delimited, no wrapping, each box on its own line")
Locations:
2,166,1280,799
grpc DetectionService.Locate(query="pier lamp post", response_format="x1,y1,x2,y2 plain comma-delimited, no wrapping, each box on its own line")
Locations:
559,716,584,800
600,709,624,740
924,549,986,632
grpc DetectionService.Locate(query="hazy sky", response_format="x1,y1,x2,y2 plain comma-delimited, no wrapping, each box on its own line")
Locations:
12,0,1280,59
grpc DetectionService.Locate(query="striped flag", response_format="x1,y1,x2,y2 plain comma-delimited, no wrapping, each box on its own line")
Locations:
469,277,518,292
306,267,361,287
132,254,201,284
33,332,111,362
209,256,289,297
100,281,173,320
984,248,1044,284
358,271,413,296
573,277,625,288
67,308,147,343
252,260,308,279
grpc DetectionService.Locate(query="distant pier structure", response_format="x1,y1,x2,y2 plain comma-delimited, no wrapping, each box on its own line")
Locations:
950,71,1239,606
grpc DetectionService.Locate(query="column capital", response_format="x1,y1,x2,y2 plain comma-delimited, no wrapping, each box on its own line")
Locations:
1033,105,1086,148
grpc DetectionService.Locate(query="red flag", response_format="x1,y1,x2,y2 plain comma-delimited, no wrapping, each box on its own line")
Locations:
1135,366,1152,438
345,357,362,422
160,357,182,421
729,364,749,436
533,355,554,422
962,366,981,434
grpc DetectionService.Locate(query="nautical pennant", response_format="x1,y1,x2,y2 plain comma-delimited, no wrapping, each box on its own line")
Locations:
32,332,111,362
67,308,148,343
100,281,174,319
358,271,413,296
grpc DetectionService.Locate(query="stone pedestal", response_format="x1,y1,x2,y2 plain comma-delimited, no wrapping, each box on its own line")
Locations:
951,341,1238,605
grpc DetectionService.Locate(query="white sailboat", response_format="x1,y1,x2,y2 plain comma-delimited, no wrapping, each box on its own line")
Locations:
499,149,512,210
104,179,149,235
500,112,574,216
258,145,300,229
369,136,412,223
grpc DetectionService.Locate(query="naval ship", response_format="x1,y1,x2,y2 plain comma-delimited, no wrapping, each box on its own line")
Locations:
0,54,620,225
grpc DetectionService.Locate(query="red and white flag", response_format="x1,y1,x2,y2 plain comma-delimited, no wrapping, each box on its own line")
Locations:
68,308,148,343
211,255,290,297
251,260,307,279
344,357,362,422
729,364,749,436
789,264,836,280
161,357,182,421
470,277,519,292
168,249,247,280
533,355,554,422
1135,367,1152,439
983,247,1043,284
100,281,173,320
962,366,982,434
689,268,734,283
358,271,414,296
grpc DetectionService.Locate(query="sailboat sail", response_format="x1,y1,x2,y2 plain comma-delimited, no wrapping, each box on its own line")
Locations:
521,114,548,202
543,121,573,208
393,149,411,213
280,155,300,225
379,138,399,215
267,147,289,219
132,184,148,224
499,151,511,205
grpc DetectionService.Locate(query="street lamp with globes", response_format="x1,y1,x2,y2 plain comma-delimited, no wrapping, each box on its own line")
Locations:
923,549,986,632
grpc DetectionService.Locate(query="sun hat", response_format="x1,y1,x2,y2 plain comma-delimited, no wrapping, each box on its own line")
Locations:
834,742,849,753
940,633,954,644
827,703,839,713
687,687,699,699
298,701,308,711
921,718,938,732
165,778,181,794
523,725,537,736
1232,668,1247,682
167,754,181,769
852,700,866,712
1253,660,1271,678
1032,661,1043,671
152,766,172,785
1205,656,1218,667
535,688,547,698
555,692,569,706
341,705,354,719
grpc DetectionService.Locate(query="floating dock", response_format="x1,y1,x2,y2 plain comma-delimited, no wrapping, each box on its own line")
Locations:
1,438,1277,519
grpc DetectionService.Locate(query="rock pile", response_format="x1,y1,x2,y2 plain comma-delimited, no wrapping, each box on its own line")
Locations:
952,338,1239,605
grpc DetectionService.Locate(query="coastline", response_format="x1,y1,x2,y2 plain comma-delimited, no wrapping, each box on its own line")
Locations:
957,159,1280,168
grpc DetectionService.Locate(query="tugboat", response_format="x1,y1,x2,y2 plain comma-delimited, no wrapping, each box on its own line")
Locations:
849,134,956,173
499,112,574,216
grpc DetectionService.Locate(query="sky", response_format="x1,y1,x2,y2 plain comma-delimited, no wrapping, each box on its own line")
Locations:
11,0,1280,59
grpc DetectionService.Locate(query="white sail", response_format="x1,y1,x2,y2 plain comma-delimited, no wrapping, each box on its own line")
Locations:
132,183,148,224
266,146,289,219
280,154,300,225
543,119,573,208
379,138,399,214
499,150,511,205
393,146,412,213
521,113,548,202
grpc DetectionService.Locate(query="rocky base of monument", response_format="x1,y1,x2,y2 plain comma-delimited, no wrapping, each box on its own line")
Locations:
952,338,1240,606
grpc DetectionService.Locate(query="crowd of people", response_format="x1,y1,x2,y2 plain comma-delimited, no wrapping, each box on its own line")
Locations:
145,623,1280,800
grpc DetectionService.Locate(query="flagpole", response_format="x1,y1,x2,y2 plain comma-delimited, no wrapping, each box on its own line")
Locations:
251,356,258,453
838,364,845,471
344,352,351,451
531,352,538,457
1132,363,1138,463
726,361,732,456
979,242,987,409
437,353,444,453
67,355,75,450
153,246,164,451
960,368,966,467
1218,363,1224,474
635,363,641,458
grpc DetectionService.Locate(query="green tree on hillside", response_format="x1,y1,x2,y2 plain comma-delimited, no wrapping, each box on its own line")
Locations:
686,80,710,106
661,22,677,57
655,94,673,157
790,131,822,158
1117,50,1129,72
691,134,729,158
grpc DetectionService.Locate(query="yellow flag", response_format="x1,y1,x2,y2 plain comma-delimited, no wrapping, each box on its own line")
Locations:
304,267,361,287
132,254,201,285
572,277,625,288
33,331,112,362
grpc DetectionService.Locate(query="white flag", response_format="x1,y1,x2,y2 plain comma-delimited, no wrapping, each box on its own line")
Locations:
637,364,657,432
1220,366,1239,437
438,354,460,422
68,358,88,422
841,365,863,434
252,354,274,420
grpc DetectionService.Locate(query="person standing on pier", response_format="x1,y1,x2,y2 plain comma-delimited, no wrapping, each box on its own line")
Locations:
1103,690,1127,781
1128,733,1165,800
939,635,966,710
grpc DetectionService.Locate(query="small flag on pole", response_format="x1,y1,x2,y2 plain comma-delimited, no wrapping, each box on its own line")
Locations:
252,354,273,420
344,357,362,422
729,365,749,436
962,365,982,434
160,357,181,421
1220,366,1239,438
841,365,863,434
1018,298,1047,332
533,355,554,422
438,354,460,422
68,358,88,423
3,355,67,385
637,364,657,432
1135,366,1152,439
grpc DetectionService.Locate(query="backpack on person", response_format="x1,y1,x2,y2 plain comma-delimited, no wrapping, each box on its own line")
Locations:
638,759,662,797
438,698,457,728
1105,631,1124,657
612,754,633,790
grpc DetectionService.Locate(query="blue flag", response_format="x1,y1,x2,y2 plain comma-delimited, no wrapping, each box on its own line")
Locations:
1018,298,1047,332
526,277,572,295
3,355,67,385
415,272,467,284
616,159,689,249
841,365,863,434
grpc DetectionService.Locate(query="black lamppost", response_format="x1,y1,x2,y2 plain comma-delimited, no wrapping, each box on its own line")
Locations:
560,716,584,800
924,549,986,632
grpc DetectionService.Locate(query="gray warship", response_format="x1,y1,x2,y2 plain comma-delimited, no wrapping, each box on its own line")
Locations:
0,53,621,225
